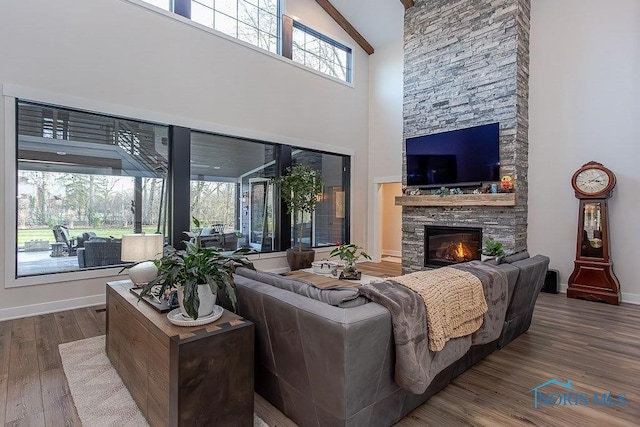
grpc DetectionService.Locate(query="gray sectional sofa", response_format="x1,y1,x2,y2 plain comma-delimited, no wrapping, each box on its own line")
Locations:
232,253,549,427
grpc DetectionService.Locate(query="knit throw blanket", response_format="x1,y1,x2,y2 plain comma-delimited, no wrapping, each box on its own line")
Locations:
387,267,488,351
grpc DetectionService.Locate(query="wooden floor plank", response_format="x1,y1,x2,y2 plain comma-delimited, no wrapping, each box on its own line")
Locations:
39,368,80,427
0,321,13,426
33,315,61,373
5,319,43,425
0,262,638,426
254,392,297,427
34,314,80,426
73,307,104,339
53,311,83,344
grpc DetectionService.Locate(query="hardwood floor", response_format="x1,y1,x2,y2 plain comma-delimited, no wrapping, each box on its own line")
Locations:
0,262,638,426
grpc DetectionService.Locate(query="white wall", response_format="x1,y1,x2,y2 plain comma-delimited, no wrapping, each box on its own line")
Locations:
528,0,640,302
368,39,404,181
0,0,370,318
367,37,404,258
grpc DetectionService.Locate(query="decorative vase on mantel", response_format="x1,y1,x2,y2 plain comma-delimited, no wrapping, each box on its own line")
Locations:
176,284,217,319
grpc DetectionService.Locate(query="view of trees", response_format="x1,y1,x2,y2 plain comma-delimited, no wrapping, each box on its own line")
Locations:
190,0,280,53
190,181,238,231
18,171,164,230
292,25,349,81
17,170,239,234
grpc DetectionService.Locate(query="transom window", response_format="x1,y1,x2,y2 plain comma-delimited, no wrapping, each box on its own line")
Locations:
292,21,352,83
136,0,354,84
141,0,281,54
191,0,280,53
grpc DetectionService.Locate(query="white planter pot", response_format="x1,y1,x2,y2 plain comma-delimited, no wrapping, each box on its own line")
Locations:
481,254,495,262
177,284,217,319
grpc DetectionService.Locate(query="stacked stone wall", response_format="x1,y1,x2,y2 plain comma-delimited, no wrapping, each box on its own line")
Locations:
403,0,530,272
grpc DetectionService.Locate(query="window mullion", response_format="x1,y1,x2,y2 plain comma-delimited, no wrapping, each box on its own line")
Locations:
174,0,191,19
282,15,293,60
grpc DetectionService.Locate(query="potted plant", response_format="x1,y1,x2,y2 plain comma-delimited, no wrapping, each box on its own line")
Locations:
140,218,254,319
274,164,323,270
482,238,505,261
329,243,372,280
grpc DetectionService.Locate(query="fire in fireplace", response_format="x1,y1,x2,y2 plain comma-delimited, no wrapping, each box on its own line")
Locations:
424,226,482,268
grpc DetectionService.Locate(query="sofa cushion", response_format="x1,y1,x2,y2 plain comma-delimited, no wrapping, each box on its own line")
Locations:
500,250,530,264
496,262,520,304
235,267,367,308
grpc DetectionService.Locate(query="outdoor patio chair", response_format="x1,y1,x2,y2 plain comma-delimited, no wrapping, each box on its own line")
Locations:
78,238,122,268
52,225,78,255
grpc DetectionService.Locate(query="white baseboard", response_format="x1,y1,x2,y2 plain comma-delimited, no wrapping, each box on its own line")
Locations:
558,283,639,305
382,250,402,258
622,292,640,305
0,294,106,321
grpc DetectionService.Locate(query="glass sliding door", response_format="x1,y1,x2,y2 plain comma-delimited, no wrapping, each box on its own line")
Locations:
248,179,274,251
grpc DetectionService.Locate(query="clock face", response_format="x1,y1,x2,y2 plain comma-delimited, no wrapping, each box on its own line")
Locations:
574,168,611,195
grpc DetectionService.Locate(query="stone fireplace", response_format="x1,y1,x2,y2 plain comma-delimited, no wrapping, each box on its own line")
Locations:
401,0,530,274
425,226,482,268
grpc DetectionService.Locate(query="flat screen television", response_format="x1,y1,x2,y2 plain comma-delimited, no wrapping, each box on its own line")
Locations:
405,122,500,188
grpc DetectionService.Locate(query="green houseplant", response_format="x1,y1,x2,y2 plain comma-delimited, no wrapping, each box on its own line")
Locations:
140,218,254,319
482,238,505,259
274,164,323,270
329,243,372,280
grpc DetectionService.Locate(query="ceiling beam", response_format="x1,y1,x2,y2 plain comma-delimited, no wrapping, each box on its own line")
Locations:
315,0,374,55
399,0,414,9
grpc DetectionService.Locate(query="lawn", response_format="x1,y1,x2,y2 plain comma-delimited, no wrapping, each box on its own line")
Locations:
17,227,159,246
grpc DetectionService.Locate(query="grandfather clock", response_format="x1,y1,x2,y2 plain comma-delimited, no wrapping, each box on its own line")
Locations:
567,162,620,305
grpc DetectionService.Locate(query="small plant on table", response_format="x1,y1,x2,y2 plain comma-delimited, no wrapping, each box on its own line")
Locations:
329,243,372,280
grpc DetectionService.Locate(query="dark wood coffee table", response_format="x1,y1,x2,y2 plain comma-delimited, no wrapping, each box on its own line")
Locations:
106,280,254,427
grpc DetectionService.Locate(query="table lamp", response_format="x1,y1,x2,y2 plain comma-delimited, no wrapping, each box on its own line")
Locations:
121,233,164,288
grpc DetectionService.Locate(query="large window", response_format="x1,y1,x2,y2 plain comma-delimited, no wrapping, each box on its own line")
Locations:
292,21,352,83
16,102,169,277
290,149,348,248
141,0,281,54
13,100,350,279
190,131,276,252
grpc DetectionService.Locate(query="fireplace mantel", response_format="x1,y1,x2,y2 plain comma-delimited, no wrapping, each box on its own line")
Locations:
395,193,516,207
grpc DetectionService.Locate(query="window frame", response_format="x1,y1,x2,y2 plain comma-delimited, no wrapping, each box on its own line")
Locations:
3,85,353,287
138,0,283,55
290,20,353,83
13,100,171,281
127,0,355,86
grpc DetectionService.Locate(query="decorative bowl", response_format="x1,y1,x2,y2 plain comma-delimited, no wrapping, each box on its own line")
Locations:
311,260,339,274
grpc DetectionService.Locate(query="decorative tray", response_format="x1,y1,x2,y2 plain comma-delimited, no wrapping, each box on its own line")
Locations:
167,305,224,327
130,286,171,313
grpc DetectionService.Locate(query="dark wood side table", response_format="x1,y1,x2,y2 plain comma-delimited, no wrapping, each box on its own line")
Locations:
106,280,254,427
